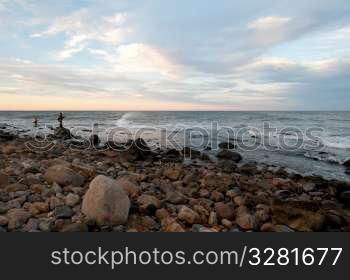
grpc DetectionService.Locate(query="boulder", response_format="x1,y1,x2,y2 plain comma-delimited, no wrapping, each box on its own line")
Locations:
44,165,84,187
217,150,242,162
82,175,130,226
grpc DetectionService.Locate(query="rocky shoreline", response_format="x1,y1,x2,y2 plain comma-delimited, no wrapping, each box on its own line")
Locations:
0,129,350,232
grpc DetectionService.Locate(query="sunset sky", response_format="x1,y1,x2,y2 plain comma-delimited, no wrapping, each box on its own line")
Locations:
0,0,350,111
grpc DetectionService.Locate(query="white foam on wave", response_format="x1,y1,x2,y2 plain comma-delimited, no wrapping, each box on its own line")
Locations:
116,112,135,127
321,137,350,149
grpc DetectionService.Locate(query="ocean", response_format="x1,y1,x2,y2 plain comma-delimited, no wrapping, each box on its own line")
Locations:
1,111,350,182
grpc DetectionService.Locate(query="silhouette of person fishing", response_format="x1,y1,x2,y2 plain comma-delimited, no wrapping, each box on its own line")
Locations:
57,112,65,128
33,117,38,127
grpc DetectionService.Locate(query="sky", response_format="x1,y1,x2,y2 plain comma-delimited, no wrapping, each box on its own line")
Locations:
0,0,350,111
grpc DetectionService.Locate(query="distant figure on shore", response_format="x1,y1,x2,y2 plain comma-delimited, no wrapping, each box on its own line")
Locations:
33,117,38,127
57,112,65,128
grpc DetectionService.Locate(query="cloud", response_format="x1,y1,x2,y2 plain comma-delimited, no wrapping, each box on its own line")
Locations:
32,9,131,60
89,43,183,79
1,0,350,110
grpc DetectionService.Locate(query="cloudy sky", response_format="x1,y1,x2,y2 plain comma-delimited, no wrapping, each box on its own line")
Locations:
0,0,350,110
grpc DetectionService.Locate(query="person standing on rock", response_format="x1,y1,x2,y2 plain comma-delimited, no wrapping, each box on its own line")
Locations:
33,117,38,127
58,112,65,128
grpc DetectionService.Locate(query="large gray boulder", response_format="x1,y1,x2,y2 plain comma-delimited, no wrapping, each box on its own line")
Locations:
82,175,130,226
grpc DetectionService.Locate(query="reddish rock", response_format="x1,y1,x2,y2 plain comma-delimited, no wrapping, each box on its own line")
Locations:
44,165,84,187
137,194,161,213
178,206,200,225
214,202,235,220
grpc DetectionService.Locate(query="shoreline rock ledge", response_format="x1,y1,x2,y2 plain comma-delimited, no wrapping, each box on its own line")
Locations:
82,175,130,226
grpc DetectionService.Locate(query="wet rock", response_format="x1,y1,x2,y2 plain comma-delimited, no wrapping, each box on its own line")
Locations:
82,175,130,226
217,150,242,162
53,127,71,140
7,209,31,230
215,202,235,220
54,206,74,219
218,142,236,149
44,165,84,187
343,159,350,167
178,206,200,225
126,138,152,160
